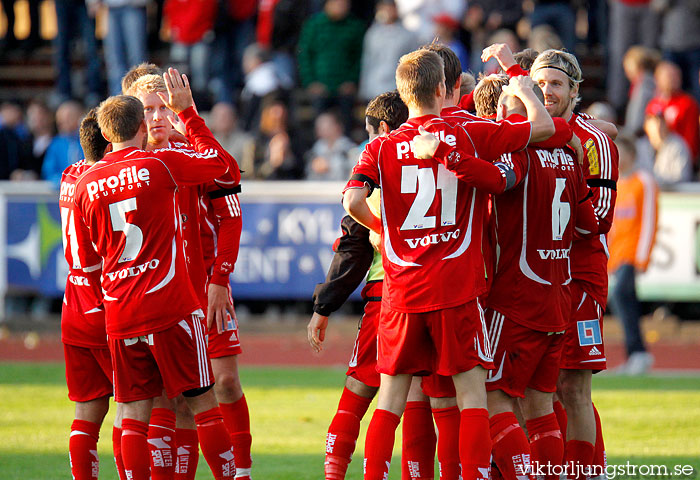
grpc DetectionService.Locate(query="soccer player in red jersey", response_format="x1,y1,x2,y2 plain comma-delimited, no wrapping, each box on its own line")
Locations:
126,72,250,480
415,52,577,480
72,70,237,480
198,149,251,480
531,50,619,479
60,109,113,480
343,49,555,480
472,75,598,480
308,91,438,480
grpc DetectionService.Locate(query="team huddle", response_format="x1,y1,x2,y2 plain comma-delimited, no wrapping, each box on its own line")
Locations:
60,66,251,480
309,42,618,480
58,37,618,480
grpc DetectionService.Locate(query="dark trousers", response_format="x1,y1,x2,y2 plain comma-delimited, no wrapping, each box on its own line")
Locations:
609,263,646,356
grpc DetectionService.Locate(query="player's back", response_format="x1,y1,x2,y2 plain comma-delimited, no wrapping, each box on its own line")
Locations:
74,147,201,339
487,146,588,331
370,117,489,312
59,160,106,347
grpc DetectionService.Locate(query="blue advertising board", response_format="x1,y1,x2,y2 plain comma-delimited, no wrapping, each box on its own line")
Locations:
2,183,357,301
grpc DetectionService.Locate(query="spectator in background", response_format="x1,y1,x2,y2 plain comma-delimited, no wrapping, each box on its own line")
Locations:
164,0,217,97
210,0,257,103
585,101,617,124
646,60,700,163
0,102,30,141
304,110,356,181
643,110,693,185
13,101,55,180
395,0,465,44
528,0,576,53
209,102,255,177
528,24,563,54
254,101,303,179
257,0,311,85
41,101,85,187
53,0,102,107
90,0,149,95
240,43,293,132
463,0,522,73
607,0,658,114
298,0,366,130
0,103,31,180
358,0,418,102
607,135,658,375
585,0,608,51
657,0,700,102
623,45,660,136
434,14,469,69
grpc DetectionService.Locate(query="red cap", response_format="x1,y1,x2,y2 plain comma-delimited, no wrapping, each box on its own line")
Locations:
433,13,460,31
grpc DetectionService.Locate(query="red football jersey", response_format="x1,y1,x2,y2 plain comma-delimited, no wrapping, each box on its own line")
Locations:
166,140,241,307
199,173,242,287
441,105,483,124
486,146,598,332
59,160,106,347
72,110,235,339
569,113,620,307
346,114,531,313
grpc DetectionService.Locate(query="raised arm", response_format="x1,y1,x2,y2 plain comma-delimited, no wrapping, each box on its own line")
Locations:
158,68,241,184
503,76,555,143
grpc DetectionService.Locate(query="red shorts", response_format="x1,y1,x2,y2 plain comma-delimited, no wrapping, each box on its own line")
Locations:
421,374,455,398
109,315,214,403
206,286,242,358
377,299,494,377
346,299,381,388
63,343,113,402
560,282,607,371
484,310,564,398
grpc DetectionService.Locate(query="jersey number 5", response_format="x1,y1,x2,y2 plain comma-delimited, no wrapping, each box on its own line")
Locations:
401,164,458,230
552,178,571,241
109,198,143,263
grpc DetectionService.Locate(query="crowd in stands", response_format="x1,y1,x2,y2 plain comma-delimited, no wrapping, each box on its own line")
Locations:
1,0,700,186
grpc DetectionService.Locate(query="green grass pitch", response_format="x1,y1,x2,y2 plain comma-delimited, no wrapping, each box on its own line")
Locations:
0,363,698,479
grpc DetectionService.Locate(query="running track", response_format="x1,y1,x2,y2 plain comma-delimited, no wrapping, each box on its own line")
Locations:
1,320,699,371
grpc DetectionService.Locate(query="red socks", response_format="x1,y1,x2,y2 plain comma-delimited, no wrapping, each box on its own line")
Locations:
175,428,199,480
113,426,127,480
195,407,236,480
553,400,567,442
220,395,253,478
364,409,401,480
460,409,491,480
324,387,373,480
401,401,436,480
489,411,529,480
69,419,101,480
432,406,460,480
564,440,594,480
148,408,176,480
592,404,606,476
121,418,151,480
525,413,563,480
